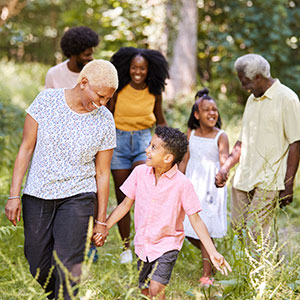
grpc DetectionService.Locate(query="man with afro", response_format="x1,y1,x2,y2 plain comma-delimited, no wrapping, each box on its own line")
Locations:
45,26,99,89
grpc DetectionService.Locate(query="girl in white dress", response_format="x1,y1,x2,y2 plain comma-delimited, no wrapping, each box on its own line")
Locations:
180,88,229,286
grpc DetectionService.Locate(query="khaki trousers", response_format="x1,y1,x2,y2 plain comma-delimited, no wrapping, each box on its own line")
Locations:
231,187,279,238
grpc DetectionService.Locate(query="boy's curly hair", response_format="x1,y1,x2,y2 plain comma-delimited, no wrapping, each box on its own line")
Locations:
155,126,188,165
60,26,99,58
110,47,169,95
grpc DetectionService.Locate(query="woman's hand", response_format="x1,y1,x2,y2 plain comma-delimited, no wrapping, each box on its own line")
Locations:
94,149,113,246
92,223,109,247
5,198,21,226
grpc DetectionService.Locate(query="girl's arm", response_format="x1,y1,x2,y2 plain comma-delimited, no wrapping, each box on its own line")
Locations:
93,149,114,246
188,213,232,275
153,94,167,126
215,141,242,187
93,196,134,246
218,132,230,167
5,114,38,226
178,129,192,173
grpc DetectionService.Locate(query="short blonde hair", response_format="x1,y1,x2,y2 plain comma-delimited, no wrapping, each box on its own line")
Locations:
77,59,119,89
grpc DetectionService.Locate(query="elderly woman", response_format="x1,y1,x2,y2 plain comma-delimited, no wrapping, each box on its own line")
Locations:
5,59,118,299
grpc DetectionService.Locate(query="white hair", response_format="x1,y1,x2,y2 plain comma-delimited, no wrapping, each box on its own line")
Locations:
234,54,271,79
77,59,119,89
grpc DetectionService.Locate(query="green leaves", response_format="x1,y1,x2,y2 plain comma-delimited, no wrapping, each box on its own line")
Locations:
196,0,300,111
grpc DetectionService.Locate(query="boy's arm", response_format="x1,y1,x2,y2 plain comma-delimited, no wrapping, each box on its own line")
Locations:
93,196,134,246
188,213,232,275
107,196,134,229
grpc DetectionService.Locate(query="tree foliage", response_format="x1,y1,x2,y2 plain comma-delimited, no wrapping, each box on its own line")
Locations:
196,0,300,105
0,0,299,111
1,0,299,106
0,0,160,63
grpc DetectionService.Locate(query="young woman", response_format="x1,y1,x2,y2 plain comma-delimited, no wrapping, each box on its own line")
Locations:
107,47,169,263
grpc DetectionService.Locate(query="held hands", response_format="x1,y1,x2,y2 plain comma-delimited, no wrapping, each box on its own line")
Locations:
215,167,229,188
210,252,232,276
5,198,21,226
92,223,109,247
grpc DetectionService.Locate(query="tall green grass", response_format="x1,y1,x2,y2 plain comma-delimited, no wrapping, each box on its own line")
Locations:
1,215,300,299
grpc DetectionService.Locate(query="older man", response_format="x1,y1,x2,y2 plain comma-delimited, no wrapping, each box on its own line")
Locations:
215,54,300,237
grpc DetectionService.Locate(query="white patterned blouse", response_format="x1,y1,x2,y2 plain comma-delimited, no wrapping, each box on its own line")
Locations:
23,88,116,199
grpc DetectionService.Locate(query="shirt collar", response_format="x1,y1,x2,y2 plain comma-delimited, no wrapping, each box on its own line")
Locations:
253,79,280,101
149,164,178,178
164,164,178,178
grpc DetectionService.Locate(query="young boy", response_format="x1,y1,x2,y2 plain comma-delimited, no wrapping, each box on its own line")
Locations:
94,126,231,300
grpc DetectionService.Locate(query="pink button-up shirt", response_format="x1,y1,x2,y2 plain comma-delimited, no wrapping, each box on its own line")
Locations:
120,164,202,262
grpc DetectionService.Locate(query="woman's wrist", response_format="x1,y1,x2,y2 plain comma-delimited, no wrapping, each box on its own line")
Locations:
94,219,107,226
8,196,21,200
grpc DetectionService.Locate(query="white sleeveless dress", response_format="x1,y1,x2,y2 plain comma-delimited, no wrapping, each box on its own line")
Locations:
183,130,227,238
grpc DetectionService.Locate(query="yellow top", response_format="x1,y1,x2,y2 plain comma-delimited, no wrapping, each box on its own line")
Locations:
114,84,156,131
233,79,300,192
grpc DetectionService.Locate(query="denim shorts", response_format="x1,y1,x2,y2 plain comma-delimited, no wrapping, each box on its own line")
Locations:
111,128,152,170
137,250,179,288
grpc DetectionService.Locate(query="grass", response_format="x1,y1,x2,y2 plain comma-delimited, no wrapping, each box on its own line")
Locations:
1,175,300,299
1,60,300,299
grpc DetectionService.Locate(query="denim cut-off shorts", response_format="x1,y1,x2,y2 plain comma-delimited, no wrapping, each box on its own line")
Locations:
111,128,152,170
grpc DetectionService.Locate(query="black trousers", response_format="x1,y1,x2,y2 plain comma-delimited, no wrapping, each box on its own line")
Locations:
22,192,95,299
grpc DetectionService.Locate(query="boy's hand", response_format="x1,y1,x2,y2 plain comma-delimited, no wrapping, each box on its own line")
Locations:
210,252,232,275
93,232,106,247
93,223,108,247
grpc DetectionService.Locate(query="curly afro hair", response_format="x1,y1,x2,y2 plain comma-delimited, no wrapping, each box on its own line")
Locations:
110,47,169,95
155,126,189,165
60,26,99,58
187,88,222,130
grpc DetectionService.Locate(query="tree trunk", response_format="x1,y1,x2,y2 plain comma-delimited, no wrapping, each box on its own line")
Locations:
165,0,198,101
